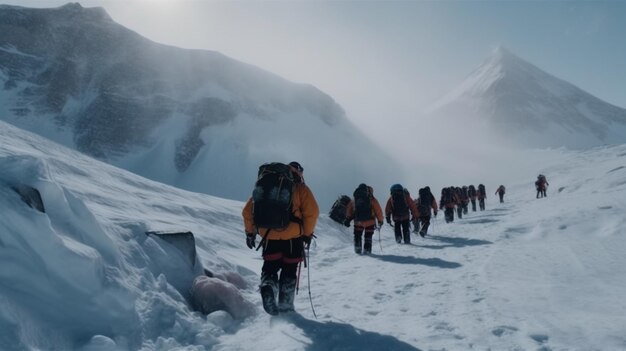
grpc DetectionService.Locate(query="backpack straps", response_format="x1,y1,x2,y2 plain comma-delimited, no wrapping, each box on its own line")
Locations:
256,228,271,251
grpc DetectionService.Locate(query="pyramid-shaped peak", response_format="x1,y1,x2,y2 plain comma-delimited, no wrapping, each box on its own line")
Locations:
426,46,626,149
483,46,529,69
491,46,517,58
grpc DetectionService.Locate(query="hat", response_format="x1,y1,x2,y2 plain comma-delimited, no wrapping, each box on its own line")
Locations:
289,161,303,172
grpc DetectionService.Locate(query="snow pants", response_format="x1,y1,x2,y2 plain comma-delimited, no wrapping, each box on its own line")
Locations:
444,207,454,223
418,215,432,236
393,219,411,244
354,225,375,254
261,237,304,312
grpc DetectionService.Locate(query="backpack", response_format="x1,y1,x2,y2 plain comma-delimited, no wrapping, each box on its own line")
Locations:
461,186,469,201
417,187,432,214
538,175,546,185
390,184,409,216
478,184,485,196
468,185,476,197
442,187,454,205
252,162,296,229
353,184,373,221
329,195,351,224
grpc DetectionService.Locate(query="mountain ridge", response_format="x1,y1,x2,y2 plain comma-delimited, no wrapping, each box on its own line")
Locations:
0,3,398,206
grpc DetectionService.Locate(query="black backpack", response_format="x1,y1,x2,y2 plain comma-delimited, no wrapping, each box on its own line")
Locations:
461,186,469,201
418,187,432,214
353,184,373,221
329,195,351,224
252,163,296,229
468,185,476,197
478,184,486,196
390,184,409,216
442,187,454,205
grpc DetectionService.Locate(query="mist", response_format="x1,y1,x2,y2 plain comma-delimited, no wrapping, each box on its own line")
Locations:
2,0,626,205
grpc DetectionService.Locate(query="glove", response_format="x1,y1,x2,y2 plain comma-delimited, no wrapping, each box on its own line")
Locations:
377,221,384,228
303,235,312,248
386,216,392,225
434,211,438,217
245,233,256,249
343,219,351,227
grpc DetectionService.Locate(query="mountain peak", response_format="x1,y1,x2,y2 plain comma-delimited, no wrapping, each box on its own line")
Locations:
56,2,112,21
59,2,83,10
490,45,516,59
426,47,626,148
480,46,530,76
0,2,112,22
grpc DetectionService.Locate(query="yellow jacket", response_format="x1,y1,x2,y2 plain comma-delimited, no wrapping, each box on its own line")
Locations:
242,183,319,240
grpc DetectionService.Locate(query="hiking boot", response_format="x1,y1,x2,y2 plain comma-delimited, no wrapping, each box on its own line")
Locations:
278,278,296,313
260,284,279,316
419,230,426,238
354,236,362,254
364,238,372,253
403,232,410,244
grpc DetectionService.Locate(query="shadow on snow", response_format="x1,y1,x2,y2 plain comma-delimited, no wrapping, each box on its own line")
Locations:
465,218,500,224
368,253,462,269
285,313,421,351
416,235,492,250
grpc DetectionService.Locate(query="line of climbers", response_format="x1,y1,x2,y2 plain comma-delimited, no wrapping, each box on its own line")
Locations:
330,184,494,236
335,184,441,251
437,184,487,223
330,181,516,228
241,160,548,315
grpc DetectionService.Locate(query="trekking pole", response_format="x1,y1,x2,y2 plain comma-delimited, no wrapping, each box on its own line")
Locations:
295,260,302,295
378,225,383,253
305,245,318,319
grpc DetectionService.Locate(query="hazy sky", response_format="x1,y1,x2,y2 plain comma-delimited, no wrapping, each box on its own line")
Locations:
6,0,626,136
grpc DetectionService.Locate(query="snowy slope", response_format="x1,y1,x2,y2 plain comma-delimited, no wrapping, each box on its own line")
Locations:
0,3,398,207
425,47,626,149
2,120,626,350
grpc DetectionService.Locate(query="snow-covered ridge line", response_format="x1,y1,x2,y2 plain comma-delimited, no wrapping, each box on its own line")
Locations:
0,2,397,207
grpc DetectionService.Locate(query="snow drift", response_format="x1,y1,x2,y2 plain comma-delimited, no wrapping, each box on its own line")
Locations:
2,111,626,350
